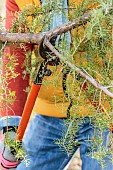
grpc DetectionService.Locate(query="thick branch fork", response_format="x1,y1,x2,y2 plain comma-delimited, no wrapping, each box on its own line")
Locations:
0,7,112,44
0,12,91,44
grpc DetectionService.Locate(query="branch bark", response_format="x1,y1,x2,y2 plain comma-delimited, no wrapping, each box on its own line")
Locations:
0,7,112,44
0,12,91,44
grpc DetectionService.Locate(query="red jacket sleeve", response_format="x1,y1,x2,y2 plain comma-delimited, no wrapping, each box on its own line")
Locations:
5,0,20,30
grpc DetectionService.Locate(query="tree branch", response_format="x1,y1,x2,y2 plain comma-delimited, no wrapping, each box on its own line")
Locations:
0,8,113,98
0,32,43,44
0,7,112,44
0,12,91,44
44,37,113,98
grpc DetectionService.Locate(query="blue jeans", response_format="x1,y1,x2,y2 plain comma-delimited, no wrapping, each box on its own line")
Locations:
16,114,113,170
0,116,21,130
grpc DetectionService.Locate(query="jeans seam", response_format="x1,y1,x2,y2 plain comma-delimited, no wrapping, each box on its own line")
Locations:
58,156,70,170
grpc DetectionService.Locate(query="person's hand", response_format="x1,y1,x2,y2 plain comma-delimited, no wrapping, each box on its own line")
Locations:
68,157,82,170
68,150,82,170
0,129,19,170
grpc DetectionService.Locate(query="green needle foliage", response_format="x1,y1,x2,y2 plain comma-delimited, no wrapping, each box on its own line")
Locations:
4,131,26,161
0,0,113,168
